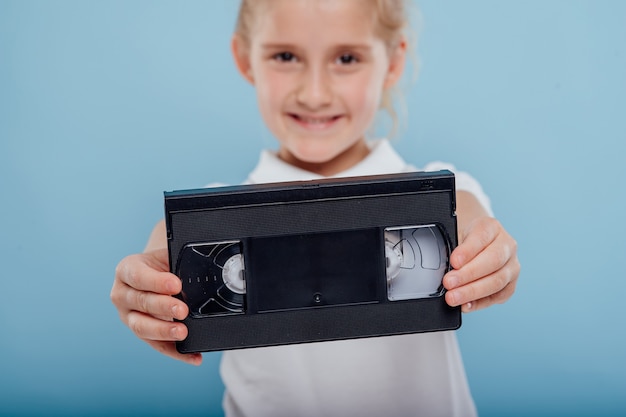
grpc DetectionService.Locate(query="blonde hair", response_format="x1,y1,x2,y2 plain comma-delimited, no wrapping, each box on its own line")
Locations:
234,0,416,138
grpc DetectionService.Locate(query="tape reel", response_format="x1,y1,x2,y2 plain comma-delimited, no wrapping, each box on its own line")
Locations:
385,225,448,301
177,241,246,316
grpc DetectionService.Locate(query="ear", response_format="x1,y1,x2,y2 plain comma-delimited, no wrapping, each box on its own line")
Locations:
231,34,255,85
383,38,407,89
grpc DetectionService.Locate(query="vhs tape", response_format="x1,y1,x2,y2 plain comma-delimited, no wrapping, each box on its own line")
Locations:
165,170,460,353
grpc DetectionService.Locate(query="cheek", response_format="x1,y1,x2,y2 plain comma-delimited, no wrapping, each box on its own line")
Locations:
254,72,286,121
343,72,386,121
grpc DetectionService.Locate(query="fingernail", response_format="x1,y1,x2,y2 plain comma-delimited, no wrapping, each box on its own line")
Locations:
170,325,182,340
171,304,179,318
465,302,473,312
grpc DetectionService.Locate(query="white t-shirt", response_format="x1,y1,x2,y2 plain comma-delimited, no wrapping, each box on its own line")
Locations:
221,140,488,417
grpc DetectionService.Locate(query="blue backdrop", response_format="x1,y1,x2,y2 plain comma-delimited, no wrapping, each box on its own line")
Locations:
1,1,624,416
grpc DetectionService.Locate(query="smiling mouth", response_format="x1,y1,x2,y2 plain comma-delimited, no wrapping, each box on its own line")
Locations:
288,113,343,130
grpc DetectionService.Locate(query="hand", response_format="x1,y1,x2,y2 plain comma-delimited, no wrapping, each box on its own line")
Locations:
443,217,520,313
110,248,203,365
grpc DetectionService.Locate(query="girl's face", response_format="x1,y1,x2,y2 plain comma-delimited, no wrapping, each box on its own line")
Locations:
233,0,405,176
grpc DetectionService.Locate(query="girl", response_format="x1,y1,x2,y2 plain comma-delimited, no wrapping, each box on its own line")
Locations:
111,1,520,416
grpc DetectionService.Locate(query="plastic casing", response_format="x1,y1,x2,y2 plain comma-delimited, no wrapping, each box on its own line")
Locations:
165,170,459,353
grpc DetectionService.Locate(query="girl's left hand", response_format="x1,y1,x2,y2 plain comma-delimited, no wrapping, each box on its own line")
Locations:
443,216,520,312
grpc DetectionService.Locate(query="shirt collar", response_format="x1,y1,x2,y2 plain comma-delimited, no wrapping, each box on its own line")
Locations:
246,139,409,184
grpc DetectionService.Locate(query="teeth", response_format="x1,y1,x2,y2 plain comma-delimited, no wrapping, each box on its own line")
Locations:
299,116,333,124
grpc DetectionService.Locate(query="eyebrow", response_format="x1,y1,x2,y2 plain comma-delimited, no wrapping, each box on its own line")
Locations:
260,43,297,50
260,43,374,52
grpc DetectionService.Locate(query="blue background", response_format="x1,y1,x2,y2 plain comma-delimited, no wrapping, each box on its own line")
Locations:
1,1,624,416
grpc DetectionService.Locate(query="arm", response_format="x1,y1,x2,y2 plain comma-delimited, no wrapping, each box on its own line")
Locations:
110,220,203,365
443,191,520,312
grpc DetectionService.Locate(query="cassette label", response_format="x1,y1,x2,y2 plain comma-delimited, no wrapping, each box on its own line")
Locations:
165,170,460,353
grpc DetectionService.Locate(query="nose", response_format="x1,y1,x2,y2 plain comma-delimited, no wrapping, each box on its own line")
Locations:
295,65,332,110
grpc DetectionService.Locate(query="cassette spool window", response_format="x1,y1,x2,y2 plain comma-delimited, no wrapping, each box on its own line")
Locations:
176,241,246,317
385,225,449,301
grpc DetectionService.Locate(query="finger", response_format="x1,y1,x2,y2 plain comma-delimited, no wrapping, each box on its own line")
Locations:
127,310,189,342
459,279,518,313
121,283,189,321
144,340,203,366
115,254,181,295
110,278,187,321
451,217,500,270
445,255,519,308
444,231,514,290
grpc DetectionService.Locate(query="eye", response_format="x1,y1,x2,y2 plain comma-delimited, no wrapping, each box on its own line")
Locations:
273,52,297,62
336,53,358,65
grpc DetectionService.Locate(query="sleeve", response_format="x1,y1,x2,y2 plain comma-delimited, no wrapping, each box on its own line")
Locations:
422,161,494,217
204,182,228,188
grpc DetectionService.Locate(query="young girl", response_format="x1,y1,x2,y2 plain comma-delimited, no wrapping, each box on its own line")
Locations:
111,0,520,415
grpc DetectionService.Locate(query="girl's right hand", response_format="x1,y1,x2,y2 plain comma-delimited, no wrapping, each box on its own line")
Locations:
110,248,203,365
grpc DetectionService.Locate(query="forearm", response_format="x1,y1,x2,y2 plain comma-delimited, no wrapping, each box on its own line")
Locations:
456,191,490,243
144,219,168,252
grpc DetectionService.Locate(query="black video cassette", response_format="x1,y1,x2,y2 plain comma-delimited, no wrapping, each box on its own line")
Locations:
165,170,460,353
